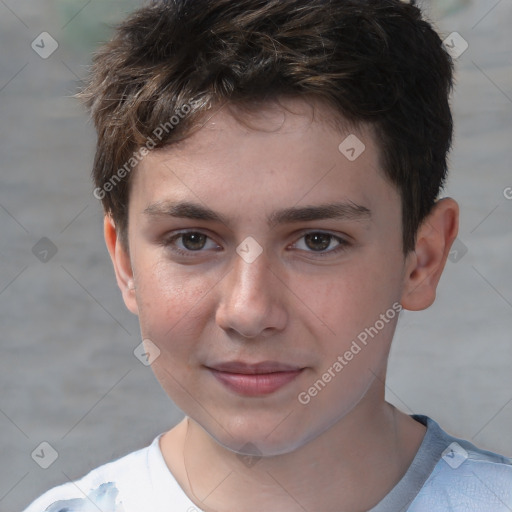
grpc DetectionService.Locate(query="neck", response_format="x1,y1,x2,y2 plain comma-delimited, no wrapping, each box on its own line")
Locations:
161,396,426,512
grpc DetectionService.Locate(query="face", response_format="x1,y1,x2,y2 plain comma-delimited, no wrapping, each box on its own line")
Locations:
119,99,411,455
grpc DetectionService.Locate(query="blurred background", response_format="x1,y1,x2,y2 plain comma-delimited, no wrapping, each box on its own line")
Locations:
1,0,511,510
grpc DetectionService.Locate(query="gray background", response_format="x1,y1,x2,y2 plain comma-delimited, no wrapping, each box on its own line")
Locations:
0,1,511,510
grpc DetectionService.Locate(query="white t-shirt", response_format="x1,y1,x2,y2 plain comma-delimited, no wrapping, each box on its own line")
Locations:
23,416,512,512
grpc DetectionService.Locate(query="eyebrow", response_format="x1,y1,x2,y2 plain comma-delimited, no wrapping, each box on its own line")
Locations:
143,200,371,227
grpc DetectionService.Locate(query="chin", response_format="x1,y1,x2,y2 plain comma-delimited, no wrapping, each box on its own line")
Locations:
202,413,317,458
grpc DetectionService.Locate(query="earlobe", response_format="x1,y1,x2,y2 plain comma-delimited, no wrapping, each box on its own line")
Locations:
401,198,459,311
103,215,139,315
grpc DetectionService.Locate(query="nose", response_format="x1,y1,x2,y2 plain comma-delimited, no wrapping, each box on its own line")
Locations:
215,252,288,339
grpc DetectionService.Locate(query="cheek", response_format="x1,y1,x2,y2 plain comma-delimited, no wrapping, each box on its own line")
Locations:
133,261,214,404
300,254,403,388
134,258,216,345
308,260,401,334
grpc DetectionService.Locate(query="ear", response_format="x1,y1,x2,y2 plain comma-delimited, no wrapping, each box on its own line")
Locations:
401,198,459,311
104,215,139,315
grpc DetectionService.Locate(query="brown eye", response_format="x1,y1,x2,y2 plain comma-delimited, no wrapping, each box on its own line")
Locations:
163,231,221,257
291,231,349,257
304,233,333,251
181,232,207,250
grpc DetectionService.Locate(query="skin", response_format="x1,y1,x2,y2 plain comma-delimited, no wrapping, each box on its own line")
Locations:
104,98,459,512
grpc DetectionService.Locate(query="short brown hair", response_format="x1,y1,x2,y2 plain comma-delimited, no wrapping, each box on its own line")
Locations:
79,0,454,252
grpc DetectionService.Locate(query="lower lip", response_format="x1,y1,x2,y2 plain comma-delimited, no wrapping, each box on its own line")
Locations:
209,369,303,396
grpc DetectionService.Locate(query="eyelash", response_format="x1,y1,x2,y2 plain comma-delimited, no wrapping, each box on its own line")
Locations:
162,230,350,258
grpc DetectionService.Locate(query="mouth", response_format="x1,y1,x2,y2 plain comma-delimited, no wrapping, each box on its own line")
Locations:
206,361,305,396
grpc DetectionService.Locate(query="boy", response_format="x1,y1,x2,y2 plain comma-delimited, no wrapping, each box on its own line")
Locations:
24,0,512,511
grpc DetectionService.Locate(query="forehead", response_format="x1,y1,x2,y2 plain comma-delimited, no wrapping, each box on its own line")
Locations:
130,98,397,223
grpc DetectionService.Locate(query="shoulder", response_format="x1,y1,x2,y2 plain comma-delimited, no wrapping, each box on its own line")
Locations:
22,437,159,512
411,416,512,511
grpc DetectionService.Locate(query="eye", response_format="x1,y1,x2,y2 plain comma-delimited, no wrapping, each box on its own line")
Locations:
178,232,208,251
163,231,221,255
291,232,349,255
